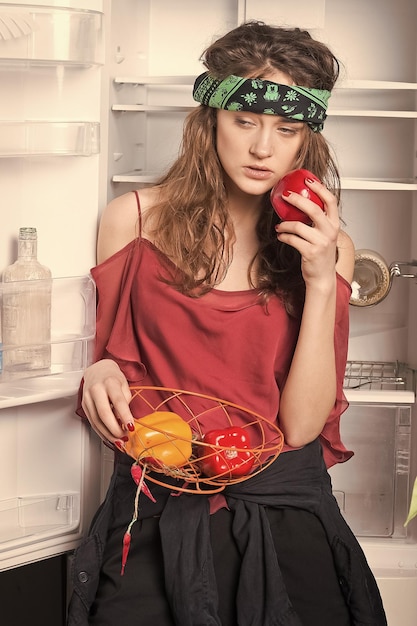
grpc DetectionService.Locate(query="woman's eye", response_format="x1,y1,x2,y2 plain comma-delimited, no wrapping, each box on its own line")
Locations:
236,118,255,127
278,126,297,135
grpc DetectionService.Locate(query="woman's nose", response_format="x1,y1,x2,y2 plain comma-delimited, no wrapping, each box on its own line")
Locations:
249,131,273,158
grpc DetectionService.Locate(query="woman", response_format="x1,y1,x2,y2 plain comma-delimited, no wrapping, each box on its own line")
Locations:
68,21,386,626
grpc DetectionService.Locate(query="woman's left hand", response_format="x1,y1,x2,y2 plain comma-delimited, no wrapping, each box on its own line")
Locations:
274,177,340,288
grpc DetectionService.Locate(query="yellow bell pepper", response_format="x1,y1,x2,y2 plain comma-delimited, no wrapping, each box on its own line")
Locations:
124,410,192,468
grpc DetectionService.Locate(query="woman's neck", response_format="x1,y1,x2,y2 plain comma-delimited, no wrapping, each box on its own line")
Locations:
216,194,263,291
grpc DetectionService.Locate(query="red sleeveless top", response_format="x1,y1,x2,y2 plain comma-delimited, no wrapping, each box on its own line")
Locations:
89,195,353,468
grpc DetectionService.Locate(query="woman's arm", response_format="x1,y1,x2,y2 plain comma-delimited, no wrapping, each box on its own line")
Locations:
275,179,354,448
81,190,149,443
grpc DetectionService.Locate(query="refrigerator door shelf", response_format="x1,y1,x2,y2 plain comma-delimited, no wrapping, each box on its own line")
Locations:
0,492,80,551
0,396,102,572
0,121,100,157
0,5,103,66
0,275,95,407
0,370,84,409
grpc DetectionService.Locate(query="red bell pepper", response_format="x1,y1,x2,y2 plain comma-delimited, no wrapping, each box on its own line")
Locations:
198,426,255,478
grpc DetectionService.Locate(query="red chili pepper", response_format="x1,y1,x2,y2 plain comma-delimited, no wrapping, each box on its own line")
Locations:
130,464,156,502
121,530,132,576
198,426,255,478
121,463,156,576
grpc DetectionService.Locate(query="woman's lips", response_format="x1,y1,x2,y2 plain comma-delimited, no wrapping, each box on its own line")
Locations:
243,165,274,180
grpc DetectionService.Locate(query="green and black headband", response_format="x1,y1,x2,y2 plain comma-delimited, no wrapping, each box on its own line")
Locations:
192,72,331,132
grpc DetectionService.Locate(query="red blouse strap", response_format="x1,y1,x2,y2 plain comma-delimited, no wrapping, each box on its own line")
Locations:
133,190,142,237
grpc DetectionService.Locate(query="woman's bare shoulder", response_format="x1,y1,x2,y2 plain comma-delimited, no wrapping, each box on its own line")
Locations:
97,187,159,264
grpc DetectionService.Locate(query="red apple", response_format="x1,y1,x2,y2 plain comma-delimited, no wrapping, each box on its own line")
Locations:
270,168,324,225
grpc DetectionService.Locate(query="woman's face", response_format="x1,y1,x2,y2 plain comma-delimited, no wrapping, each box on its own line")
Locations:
215,69,306,201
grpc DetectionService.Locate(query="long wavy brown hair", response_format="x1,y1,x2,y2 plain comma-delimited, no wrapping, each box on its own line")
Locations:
145,21,341,315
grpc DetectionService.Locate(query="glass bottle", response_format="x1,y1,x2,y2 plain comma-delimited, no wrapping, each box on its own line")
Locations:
1,227,52,377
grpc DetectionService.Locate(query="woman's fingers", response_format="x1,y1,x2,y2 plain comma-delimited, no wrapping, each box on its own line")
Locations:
278,180,338,228
304,177,338,216
82,360,134,443
275,182,340,286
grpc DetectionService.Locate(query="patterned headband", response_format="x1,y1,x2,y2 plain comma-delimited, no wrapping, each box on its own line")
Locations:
192,72,331,132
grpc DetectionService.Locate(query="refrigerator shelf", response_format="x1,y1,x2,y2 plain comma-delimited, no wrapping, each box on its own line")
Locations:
113,171,417,191
112,105,417,119
114,77,417,90
112,169,417,191
344,360,416,392
114,76,195,85
344,389,415,404
0,121,100,157
336,79,417,90
0,5,103,66
112,104,194,113
328,110,417,118
112,169,162,184
0,493,80,550
341,177,417,191
111,105,417,120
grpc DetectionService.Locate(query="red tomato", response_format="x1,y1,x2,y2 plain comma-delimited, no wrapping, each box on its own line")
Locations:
270,168,324,225
198,427,255,478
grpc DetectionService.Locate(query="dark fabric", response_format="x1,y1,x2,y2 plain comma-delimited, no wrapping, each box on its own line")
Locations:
67,473,116,626
158,440,386,626
77,509,351,626
88,516,175,625
67,441,387,626
210,507,351,626
265,508,351,626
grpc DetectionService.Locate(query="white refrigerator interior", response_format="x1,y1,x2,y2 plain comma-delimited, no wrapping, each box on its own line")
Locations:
1,1,416,624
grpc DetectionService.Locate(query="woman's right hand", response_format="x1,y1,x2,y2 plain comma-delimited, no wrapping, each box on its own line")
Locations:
81,359,134,445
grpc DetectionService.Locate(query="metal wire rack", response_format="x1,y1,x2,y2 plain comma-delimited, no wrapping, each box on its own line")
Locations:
343,360,416,391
